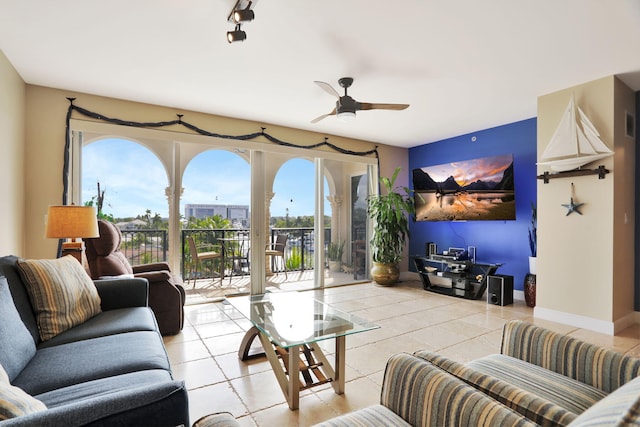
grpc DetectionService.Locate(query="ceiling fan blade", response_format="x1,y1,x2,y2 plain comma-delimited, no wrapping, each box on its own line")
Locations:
311,107,337,123
359,102,410,111
314,81,340,98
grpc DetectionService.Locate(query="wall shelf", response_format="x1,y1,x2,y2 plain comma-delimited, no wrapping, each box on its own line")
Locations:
537,165,609,183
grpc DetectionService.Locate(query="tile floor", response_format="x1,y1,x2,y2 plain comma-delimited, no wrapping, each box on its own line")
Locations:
163,280,640,427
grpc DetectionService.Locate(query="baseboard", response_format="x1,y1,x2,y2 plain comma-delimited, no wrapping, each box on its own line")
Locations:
401,271,420,281
513,290,525,301
534,306,614,335
534,306,640,335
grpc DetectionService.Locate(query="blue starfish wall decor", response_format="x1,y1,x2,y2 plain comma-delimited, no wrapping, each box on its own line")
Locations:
562,197,584,216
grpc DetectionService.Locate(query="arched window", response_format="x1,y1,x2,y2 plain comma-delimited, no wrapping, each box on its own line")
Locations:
82,138,168,220
72,121,376,301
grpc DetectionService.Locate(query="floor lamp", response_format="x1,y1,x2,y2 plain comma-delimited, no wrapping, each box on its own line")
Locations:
45,205,99,263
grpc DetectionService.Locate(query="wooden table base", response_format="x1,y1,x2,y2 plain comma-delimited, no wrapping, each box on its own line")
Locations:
238,326,345,410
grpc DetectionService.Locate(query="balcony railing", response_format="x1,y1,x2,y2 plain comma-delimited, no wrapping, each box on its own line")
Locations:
180,228,331,281
119,227,332,282
119,229,168,265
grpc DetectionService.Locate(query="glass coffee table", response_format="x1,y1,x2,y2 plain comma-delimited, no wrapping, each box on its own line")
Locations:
226,292,379,410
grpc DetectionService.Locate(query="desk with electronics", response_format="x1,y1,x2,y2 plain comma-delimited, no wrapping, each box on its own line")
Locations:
413,247,504,301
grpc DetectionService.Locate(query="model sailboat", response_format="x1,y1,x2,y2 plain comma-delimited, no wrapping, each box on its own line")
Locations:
537,96,613,172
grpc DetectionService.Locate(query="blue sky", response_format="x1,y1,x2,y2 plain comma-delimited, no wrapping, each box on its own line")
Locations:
82,138,328,219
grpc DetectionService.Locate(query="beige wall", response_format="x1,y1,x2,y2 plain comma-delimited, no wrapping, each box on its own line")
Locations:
535,76,636,334
612,78,637,322
0,49,26,255
22,85,408,261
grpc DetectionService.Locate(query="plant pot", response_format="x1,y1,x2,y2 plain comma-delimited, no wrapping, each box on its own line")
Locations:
328,260,342,273
370,262,399,286
528,256,537,275
524,273,536,307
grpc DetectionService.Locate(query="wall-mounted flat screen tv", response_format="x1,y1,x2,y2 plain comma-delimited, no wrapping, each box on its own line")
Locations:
413,154,515,221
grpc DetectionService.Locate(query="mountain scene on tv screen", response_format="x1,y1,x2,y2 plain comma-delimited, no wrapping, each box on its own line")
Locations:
412,154,515,221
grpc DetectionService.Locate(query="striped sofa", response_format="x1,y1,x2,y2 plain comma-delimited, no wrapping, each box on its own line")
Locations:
198,320,640,426
315,320,640,426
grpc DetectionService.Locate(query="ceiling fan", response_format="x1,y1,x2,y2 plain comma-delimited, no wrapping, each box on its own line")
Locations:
311,77,409,123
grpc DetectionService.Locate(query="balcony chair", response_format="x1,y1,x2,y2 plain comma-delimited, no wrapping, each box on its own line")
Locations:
85,219,185,335
223,232,251,285
265,234,288,279
187,236,221,287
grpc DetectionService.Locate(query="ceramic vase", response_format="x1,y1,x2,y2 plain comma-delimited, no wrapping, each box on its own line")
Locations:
524,273,536,308
370,262,399,286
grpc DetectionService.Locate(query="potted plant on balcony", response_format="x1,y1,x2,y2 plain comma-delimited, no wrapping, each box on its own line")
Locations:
327,240,345,272
367,167,416,286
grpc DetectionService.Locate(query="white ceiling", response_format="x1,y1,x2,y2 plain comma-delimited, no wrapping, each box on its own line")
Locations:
1,1,640,148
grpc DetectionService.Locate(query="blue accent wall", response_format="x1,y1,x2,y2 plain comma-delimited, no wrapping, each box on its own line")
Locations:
408,118,537,291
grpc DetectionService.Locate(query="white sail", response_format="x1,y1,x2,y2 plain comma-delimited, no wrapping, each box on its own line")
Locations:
538,96,613,172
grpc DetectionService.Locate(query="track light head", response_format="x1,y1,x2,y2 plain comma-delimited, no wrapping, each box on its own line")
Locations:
227,24,246,43
233,8,254,23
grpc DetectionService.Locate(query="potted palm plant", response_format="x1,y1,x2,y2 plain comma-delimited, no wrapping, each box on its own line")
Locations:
327,240,345,272
367,167,416,286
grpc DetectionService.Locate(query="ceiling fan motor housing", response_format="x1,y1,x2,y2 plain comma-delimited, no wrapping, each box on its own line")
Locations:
337,95,357,114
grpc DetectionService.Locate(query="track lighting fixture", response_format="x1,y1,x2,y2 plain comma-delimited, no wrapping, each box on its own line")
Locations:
226,0,257,43
232,8,254,23
227,24,246,43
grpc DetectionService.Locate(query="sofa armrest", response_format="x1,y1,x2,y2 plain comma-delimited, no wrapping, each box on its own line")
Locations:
134,270,172,283
380,353,536,426
193,412,241,427
500,320,640,392
93,277,149,310
132,262,172,274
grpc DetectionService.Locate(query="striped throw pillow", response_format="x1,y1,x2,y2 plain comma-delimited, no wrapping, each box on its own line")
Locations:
17,255,101,341
0,364,47,420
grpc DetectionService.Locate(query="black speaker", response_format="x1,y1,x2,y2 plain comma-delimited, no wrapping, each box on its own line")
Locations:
426,242,437,257
487,275,513,306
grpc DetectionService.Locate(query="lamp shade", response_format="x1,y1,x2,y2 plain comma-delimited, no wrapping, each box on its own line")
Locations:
46,205,99,239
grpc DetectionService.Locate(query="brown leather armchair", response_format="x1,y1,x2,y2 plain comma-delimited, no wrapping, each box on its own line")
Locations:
85,220,185,335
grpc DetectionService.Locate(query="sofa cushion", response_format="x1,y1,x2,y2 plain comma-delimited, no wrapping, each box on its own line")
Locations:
568,374,640,426
38,307,158,349
17,256,102,341
414,350,577,426
36,369,173,407
21,370,187,427
0,276,36,382
0,364,46,420
313,404,411,427
13,331,170,395
467,353,607,415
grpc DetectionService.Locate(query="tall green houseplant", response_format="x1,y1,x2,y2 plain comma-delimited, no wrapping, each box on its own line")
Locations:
368,167,416,285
